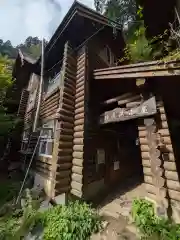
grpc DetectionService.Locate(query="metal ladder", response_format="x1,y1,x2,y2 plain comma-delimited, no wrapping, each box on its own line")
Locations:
16,127,53,204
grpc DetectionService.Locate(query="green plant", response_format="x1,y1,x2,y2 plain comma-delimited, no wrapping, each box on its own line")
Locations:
0,192,102,240
120,24,154,63
40,201,102,240
0,188,41,240
132,199,180,240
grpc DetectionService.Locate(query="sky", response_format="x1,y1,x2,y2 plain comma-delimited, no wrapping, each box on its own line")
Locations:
0,0,95,46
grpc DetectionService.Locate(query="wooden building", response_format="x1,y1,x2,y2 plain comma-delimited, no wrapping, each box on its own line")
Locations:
15,1,180,222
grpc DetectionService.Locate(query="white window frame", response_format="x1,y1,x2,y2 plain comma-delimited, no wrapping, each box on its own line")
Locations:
38,120,55,158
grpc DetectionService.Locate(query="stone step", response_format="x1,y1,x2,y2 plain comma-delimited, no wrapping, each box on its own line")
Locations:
99,209,120,219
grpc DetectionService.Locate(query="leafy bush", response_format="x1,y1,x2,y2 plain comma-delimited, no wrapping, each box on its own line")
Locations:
0,192,102,240
40,201,102,240
132,199,180,240
0,188,41,240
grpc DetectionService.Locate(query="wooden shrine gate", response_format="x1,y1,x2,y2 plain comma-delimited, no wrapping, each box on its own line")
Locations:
99,91,176,218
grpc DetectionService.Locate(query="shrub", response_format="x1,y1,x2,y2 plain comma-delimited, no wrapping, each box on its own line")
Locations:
40,201,102,240
0,195,102,240
132,199,180,240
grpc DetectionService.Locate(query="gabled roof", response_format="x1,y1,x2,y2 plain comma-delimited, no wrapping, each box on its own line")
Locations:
12,50,37,79
44,0,122,56
18,49,37,65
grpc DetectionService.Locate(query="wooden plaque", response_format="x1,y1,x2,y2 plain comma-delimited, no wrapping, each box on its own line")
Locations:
100,96,157,124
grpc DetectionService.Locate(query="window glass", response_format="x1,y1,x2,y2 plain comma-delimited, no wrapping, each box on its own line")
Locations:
46,141,53,155
99,45,115,66
46,71,62,94
21,129,30,151
39,141,47,154
38,120,55,157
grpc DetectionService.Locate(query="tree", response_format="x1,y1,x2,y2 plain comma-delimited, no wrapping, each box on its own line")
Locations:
0,55,15,159
94,0,106,13
94,0,137,27
0,55,13,103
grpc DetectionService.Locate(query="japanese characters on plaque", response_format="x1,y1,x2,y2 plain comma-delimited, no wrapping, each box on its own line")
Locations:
100,96,157,124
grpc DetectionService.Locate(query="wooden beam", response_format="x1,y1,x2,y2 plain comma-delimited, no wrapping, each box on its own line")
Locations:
102,93,133,105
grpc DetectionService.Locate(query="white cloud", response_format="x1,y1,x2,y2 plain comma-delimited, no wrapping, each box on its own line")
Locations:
0,0,94,46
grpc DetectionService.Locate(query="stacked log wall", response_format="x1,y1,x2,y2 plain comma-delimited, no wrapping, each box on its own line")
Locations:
49,42,77,197
71,46,88,198
34,90,60,178
39,90,60,120
138,100,180,221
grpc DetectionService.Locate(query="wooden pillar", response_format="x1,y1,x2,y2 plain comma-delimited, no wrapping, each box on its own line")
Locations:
139,99,179,218
71,46,88,198
157,103,180,222
50,42,77,198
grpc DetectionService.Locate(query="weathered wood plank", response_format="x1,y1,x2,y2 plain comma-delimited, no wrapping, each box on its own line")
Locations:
71,181,83,192
73,138,84,145
72,173,83,183
72,166,83,175
73,151,84,159
73,158,83,167
73,145,84,152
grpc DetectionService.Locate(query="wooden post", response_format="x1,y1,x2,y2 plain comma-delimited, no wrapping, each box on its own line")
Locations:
144,117,167,217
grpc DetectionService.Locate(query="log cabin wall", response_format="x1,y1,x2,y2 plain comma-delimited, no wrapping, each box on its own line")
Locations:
20,72,60,197
70,46,88,198
154,77,180,222
34,90,60,184
138,102,177,218
136,77,180,221
39,90,60,121
78,40,110,201
81,39,133,201
49,42,77,198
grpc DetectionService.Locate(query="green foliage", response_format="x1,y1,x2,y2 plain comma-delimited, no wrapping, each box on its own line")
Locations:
0,188,41,240
94,0,137,27
0,37,48,60
132,199,180,240
0,193,102,240
94,0,106,14
120,24,153,63
40,201,102,240
0,55,13,103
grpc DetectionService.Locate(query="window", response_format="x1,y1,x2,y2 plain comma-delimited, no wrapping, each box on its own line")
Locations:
47,72,61,93
21,130,30,152
46,69,63,95
99,45,115,66
39,120,55,157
